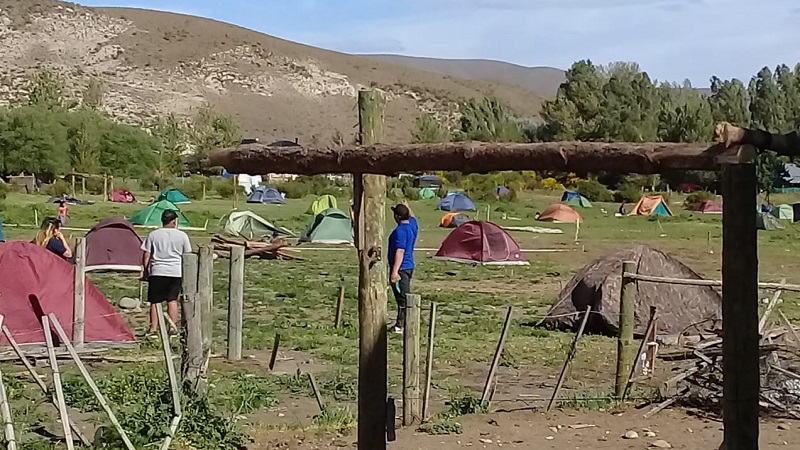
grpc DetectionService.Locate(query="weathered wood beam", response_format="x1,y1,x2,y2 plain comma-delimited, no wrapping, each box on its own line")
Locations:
210,141,746,175
715,122,800,155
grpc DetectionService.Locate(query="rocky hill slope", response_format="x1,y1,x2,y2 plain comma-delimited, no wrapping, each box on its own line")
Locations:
0,0,546,144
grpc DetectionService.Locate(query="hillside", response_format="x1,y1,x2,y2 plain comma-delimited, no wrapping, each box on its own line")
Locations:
0,0,547,144
366,55,566,96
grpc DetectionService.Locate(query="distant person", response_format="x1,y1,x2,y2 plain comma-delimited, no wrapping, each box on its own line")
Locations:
34,217,73,259
618,203,627,215
388,199,419,334
141,210,192,337
57,200,68,226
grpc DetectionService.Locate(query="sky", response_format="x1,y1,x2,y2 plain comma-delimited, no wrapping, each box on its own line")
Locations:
77,0,800,86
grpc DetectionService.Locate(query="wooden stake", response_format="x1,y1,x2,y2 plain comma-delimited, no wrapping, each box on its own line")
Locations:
81,177,85,195
403,294,421,426
334,285,346,328
0,317,16,450
103,174,107,201
48,315,135,450
546,306,591,412
42,316,75,450
269,333,281,371
198,245,214,354
227,245,245,360
155,303,182,450
72,237,86,347
307,372,325,412
622,306,657,400
356,90,388,450
721,160,759,450
71,175,76,197
778,309,800,345
481,306,513,404
615,260,637,398
422,302,437,420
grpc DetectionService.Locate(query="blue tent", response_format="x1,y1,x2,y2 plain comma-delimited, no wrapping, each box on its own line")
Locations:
561,191,581,202
247,186,285,204
0,216,4,242
437,192,477,211
495,186,510,196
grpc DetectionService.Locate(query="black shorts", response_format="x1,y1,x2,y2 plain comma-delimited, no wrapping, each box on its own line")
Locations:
147,276,182,304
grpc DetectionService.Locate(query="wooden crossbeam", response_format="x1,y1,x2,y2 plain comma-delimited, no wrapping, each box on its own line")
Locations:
209,141,756,175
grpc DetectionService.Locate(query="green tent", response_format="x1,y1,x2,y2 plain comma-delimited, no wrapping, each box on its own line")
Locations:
157,188,191,205
299,208,353,245
224,211,294,239
130,200,190,227
757,212,784,231
307,195,338,215
420,187,437,199
567,195,593,208
772,204,794,221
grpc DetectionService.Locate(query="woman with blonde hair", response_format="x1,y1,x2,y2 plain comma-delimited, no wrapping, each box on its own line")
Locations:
34,217,72,259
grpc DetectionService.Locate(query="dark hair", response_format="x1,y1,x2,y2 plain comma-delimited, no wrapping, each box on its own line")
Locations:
161,210,179,225
40,217,61,229
392,204,410,221
59,201,66,206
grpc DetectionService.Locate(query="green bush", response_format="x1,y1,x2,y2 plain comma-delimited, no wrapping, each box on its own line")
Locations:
0,183,9,201
613,183,642,203
577,179,613,202
403,187,421,201
684,190,716,208
180,175,211,200
45,179,71,197
138,173,168,191
214,179,235,199
276,180,311,199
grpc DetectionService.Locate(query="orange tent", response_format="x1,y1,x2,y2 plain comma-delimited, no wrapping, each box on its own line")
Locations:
629,195,673,216
537,204,582,223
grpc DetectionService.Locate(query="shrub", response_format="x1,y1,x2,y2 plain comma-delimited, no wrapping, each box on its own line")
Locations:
276,180,311,199
138,173,168,191
542,177,565,191
214,179,235,199
0,183,9,201
181,175,211,200
684,190,716,208
403,187,421,201
577,179,613,202
45,179,71,197
613,183,642,203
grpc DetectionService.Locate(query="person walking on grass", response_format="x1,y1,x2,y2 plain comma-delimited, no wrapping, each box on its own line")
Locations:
57,201,68,227
141,210,192,337
388,199,419,334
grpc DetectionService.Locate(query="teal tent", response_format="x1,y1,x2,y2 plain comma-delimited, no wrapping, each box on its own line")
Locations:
130,200,191,227
157,189,191,205
566,195,592,208
299,208,354,245
420,187,437,199
772,204,794,221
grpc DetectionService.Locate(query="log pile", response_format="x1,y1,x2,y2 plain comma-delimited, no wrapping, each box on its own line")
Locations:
211,234,304,261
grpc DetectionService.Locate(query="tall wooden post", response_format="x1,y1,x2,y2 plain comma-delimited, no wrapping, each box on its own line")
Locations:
721,157,759,450
103,174,108,201
615,260,636,398
180,252,200,389
197,246,214,354
403,294,421,426
72,238,86,347
355,90,388,450
71,175,76,197
227,245,245,360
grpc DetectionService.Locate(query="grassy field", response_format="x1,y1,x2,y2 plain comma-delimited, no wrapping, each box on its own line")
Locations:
2,187,800,447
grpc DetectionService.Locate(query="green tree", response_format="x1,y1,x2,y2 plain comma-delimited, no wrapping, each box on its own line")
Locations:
749,67,785,131
69,116,101,173
776,64,800,131
27,69,65,110
657,82,714,143
412,113,448,143
707,77,750,125
151,114,188,174
82,78,105,110
455,97,522,142
188,104,241,170
0,106,70,177
541,60,605,140
597,68,659,142
96,120,160,178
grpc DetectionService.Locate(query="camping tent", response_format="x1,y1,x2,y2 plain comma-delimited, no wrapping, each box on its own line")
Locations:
420,187,437,200
0,241,136,344
440,213,470,228
308,195,338,215
299,208,354,245
757,212,784,230
85,218,143,271
541,244,721,336
129,200,191,228
434,221,528,265
693,200,722,214
537,204,582,223
437,192,477,211
247,186,285,204
109,189,136,203
414,175,442,188
224,211,295,239
157,188,191,205
495,186,510,196
629,195,672,216
561,191,593,208
772,204,798,221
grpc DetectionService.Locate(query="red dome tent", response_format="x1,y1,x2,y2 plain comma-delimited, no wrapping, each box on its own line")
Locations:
0,241,136,344
434,221,528,265
85,218,144,271
109,189,136,203
693,199,722,214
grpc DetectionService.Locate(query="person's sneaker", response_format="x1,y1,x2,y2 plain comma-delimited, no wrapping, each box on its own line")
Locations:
389,324,404,334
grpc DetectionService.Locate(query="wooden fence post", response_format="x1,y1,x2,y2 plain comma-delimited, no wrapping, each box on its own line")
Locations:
334,285,346,328
181,293,206,396
197,245,214,354
721,157,759,450
72,238,86,347
403,294,421,426
227,245,245,360
422,302,437,420
615,260,636,398
180,252,199,390
355,90,388,450
481,306,513,404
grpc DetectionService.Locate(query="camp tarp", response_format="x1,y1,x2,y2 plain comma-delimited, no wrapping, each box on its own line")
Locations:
49,196,93,205
537,204,582,223
629,195,672,216
299,208,354,245
224,211,295,239
307,195,338,215
157,188,191,205
129,200,191,228
757,212,784,230
772,204,794,221
542,244,721,336
414,175,442,188
561,191,593,208
693,199,722,214
434,221,528,265
0,241,136,344
247,186,286,204
437,192,477,211
85,218,143,270
440,213,470,228
109,189,136,203
419,187,437,199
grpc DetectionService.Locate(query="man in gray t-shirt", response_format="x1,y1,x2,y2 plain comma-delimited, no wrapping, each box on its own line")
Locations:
141,210,192,336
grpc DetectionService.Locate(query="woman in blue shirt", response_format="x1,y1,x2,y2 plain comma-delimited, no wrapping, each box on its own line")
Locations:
34,217,73,259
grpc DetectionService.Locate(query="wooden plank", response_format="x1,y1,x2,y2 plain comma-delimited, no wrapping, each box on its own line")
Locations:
72,237,86,347
758,280,784,334
307,372,325,412
721,161,759,450
356,90,388,450
42,316,74,450
0,316,17,450
481,306,513,404
155,304,181,416
422,302,437,420
622,272,800,292
227,245,245,360
546,306,591,413
181,293,206,395
623,306,657,400
334,286,346,328
615,261,637,398
778,310,800,345
402,294,421,426
197,245,214,354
